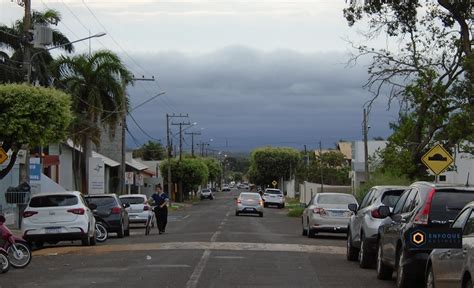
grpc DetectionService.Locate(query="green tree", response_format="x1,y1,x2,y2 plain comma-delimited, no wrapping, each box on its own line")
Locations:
160,158,208,201
0,9,73,84
133,141,166,160
248,147,300,187
0,84,72,179
202,158,222,185
52,50,132,192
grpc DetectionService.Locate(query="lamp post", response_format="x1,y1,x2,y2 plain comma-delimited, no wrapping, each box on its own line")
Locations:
27,32,106,84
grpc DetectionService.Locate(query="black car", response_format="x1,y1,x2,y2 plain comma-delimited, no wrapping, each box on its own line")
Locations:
376,182,474,288
85,194,130,238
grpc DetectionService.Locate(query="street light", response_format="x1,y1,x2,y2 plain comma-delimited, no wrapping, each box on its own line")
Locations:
27,32,107,83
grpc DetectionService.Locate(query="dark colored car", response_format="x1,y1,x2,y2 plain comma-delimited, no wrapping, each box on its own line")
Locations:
85,194,130,238
376,182,474,288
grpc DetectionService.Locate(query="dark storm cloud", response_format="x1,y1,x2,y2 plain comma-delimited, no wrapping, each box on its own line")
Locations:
125,46,398,151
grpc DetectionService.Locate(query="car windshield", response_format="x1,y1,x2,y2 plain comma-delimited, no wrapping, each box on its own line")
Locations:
381,190,405,207
240,193,261,200
266,190,281,195
120,197,144,205
318,194,356,205
29,195,78,207
86,197,117,209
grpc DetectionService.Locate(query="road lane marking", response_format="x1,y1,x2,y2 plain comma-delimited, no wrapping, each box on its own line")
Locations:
185,250,211,288
210,231,220,242
213,256,245,259
183,215,190,220
33,242,345,256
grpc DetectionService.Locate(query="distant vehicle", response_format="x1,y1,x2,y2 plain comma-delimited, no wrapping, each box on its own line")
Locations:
119,194,154,227
222,185,231,192
426,201,474,288
22,191,96,247
302,193,357,238
376,182,474,288
262,189,285,208
200,188,214,200
236,192,264,217
85,194,130,238
347,186,407,268
210,187,218,193
242,182,250,190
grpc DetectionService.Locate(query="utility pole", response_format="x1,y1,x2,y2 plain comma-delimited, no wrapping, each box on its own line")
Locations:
185,131,201,157
319,141,324,193
363,108,370,182
172,121,191,161
166,113,188,201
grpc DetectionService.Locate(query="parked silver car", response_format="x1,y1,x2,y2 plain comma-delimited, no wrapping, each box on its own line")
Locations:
426,201,474,288
235,192,264,217
346,186,407,268
302,193,357,238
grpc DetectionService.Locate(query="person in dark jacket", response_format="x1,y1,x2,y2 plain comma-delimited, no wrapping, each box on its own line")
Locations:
151,184,169,234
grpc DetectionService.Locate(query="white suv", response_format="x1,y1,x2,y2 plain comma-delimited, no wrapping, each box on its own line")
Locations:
262,189,285,208
22,191,96,247
119,194,154,226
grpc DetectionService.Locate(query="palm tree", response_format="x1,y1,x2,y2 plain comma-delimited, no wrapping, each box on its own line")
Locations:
52,50,132,192
0,9,73,84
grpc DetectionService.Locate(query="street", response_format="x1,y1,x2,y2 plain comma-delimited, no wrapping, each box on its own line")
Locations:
1,190,396,288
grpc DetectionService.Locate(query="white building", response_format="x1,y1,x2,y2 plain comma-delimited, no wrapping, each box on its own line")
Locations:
439,144,474,185
350,140,387,191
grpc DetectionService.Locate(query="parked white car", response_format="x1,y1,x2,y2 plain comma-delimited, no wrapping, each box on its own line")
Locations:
119,194,154,226
262,188,285,208
22,191,96,247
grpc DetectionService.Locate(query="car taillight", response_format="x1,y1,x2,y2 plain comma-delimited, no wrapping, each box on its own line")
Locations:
371,208,383,219
414,188,436,225
144,205,150,211
313,208,327,216
67,208,85,215
111,207,122,214
23,211,38,218
237,199,242,204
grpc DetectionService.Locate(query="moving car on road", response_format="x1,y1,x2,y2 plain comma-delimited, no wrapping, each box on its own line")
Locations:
425,201,474,288
119,194,154,227
347,186,407,268
262,188,285,208
85,194,130,238
376,182,474,288
200,188,214,200
236,192,264,217
22,191,96,247
302,192,357,238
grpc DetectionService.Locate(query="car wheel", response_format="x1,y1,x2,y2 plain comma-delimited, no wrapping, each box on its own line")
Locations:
34,241,44,249
235,211,239,216
359,233,372,268
90,229,97,246
81,233,91,246
117,223,125,238
346,231,358,261
376,242,393,280
259,213,263,217
281,204,285,209
307,219,316,238
464,278,473,288
426,264,435,288
302,217,308,236
396,249,412,288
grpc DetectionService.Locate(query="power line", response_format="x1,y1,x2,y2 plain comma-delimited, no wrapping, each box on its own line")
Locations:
128,112,162,142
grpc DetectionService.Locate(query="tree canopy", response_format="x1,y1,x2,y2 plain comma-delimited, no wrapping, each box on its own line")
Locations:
0,84,72,179
248,147,300,186
133,141,166,160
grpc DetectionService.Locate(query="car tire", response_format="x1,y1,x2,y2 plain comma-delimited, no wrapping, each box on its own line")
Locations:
396,249,412,288
259,213,263,217
302,218,308,236
90,229,97,246
307,220,316,238
464,278,473,288
426,264,435,288
376,242,393,280
117,223,125,238
235,212,239,216
346,231,358,261
81,233,91,246
34,241,44,249
281,204,285,209
359,233,372,268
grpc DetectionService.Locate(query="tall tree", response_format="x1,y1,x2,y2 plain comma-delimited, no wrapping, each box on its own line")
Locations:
52,50,132,192
0,9,73,84
133,141,166,160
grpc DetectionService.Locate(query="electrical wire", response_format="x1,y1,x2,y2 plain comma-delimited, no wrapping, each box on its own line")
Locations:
128,112,162,142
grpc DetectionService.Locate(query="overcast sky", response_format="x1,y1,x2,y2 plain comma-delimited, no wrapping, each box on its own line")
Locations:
0,0,399,152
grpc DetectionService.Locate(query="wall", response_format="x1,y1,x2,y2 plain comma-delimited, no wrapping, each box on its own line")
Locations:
299,181,352,205
94,124,122,163
441,146,474,185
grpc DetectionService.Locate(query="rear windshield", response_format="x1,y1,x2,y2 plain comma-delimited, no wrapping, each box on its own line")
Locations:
266,190,281,195
86,197,117,209
318,194,356,205
30,195,78,207
381,190,404,207
202,189,211,193
430,190,474,223
120,197,144,205
241,193,261,200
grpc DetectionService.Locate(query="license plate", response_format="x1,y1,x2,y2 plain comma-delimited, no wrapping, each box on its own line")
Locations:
46,227,62,234
244,208,256,211
330,211,344,216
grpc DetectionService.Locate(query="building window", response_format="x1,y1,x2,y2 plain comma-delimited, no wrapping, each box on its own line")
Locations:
439,175,446,182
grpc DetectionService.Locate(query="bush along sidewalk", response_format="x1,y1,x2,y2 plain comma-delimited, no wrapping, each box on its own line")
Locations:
285,198,304,217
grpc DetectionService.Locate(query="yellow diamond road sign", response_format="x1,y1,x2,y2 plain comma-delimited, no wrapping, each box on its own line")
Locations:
0,147,8,165
421,144,454,175
272,180,278,187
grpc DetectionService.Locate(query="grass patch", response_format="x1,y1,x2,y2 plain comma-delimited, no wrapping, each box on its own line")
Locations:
287,207,304,217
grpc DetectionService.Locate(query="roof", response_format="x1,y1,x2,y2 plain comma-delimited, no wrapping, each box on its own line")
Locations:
338,142,352,160
126,158,148,171
31,191,82,197
65,140,120,167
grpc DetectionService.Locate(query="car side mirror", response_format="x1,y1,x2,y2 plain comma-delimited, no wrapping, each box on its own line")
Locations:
348,203,358,213
88,203,97,210
378,206,391,218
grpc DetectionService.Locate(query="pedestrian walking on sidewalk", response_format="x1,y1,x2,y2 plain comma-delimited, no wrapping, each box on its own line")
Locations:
150,184,169,234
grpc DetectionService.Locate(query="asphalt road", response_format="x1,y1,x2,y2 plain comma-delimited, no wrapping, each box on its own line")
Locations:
0,190,398,288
